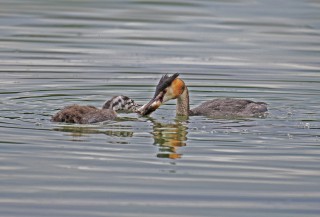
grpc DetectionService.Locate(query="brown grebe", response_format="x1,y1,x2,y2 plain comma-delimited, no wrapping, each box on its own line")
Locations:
139,73,267,118
52,95,140,124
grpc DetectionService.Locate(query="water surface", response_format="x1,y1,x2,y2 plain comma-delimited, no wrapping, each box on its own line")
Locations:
0,0,320,216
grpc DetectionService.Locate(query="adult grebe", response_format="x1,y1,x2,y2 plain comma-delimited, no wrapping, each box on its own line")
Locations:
139,73,267,118
52,95,140,124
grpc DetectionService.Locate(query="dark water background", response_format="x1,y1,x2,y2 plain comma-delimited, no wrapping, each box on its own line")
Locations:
0,0,320,216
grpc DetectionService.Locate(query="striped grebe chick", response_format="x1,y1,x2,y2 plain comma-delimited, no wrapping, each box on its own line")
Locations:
51,95,140,124
139,73,267,118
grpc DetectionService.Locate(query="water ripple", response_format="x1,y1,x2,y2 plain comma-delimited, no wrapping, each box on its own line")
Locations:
0,0,320,216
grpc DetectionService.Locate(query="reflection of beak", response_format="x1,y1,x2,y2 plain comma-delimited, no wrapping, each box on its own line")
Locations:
138,93,164,116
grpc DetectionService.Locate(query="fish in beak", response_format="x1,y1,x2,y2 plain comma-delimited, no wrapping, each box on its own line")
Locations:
138,92,164,115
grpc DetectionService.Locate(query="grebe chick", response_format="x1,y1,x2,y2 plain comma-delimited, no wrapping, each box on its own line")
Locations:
139,73,267,118
51,95,140,124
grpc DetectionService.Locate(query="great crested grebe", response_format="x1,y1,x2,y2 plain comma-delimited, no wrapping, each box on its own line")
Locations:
139,73,268,118
51,95,140,124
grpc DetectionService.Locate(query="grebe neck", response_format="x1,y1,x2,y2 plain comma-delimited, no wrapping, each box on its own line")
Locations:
176,86,190,116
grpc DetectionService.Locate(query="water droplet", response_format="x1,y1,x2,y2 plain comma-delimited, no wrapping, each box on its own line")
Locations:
35,122,42,126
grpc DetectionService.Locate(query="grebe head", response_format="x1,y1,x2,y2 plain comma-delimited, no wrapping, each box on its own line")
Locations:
139,73,184,115
103,95,140,112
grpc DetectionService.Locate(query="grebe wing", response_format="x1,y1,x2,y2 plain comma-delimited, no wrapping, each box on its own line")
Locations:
190,98,267,117
51,105,98,123
51,105,117,124
82,109,117,124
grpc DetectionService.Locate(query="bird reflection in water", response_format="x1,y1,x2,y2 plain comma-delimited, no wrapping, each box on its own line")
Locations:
149,117,188,159
53,125,134,138
53,117,188,159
